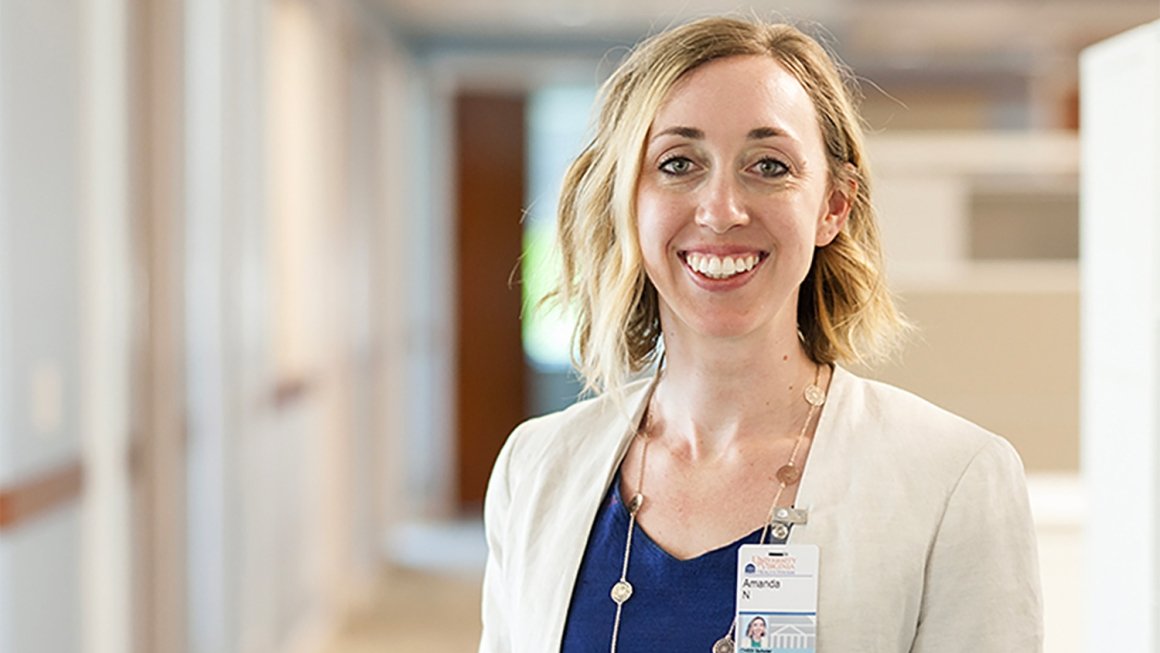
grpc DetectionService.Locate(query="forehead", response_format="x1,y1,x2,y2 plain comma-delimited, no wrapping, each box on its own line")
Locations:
649,55,821,146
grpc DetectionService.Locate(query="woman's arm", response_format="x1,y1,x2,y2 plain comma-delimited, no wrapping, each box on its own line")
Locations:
910,437,1044,652
479,424,521,653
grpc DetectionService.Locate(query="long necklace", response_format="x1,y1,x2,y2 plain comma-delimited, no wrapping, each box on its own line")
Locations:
608,364,827,653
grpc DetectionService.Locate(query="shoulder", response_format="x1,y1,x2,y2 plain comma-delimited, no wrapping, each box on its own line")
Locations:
489,377,652,489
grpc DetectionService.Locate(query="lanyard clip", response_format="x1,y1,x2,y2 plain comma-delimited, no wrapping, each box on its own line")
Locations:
771,507,808,525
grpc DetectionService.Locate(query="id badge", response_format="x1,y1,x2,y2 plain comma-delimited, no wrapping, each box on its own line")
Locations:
734,544,819,653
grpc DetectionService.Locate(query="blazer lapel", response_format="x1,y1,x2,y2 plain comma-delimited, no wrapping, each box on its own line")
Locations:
519,376,658,652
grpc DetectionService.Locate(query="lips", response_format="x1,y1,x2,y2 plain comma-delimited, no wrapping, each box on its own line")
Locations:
680,251,767,280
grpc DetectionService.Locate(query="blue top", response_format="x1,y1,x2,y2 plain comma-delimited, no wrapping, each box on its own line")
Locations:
561,473,790,652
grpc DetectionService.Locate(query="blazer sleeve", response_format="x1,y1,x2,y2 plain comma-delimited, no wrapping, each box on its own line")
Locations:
479,423,521,653
910,436,1044,652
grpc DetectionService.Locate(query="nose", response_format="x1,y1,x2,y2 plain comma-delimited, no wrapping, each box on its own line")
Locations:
694,172,748,234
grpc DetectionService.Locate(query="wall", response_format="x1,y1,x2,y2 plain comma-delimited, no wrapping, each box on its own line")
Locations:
0,1,86,651
0,0,409,651
180,0,401,650
866,132,1081,472
1080,20,1160,651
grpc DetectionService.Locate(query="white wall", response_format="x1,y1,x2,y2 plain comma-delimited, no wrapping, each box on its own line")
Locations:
186,1,413,651
0,1,85,650
0,0,414,651
0,0,83,481
1080,19,1160,653
183,0,245,647
81,0,133,652
344,2,415,600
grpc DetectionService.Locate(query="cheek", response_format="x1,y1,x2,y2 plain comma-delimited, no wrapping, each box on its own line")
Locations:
766,206,816,253
788,195,828,245
635,192,682,257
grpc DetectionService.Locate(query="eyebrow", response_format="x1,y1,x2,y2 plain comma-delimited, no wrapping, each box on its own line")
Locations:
650,125,790,141
653,126,704,140
746,126,787,140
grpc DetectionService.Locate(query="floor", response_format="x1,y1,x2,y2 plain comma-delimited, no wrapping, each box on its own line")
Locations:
323,568,484,653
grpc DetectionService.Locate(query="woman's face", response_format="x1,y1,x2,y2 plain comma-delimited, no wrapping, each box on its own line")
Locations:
635,55,849,344
748,617,766,637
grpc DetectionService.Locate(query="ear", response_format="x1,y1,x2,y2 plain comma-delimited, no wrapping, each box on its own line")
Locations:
816,166,856,247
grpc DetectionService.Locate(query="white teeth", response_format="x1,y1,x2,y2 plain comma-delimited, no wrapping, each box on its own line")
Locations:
685,253,760,279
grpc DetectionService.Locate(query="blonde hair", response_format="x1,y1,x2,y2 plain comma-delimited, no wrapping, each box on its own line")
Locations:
552,15,907,396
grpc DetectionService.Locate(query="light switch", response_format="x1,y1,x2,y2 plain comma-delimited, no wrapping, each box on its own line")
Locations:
31,361,63,436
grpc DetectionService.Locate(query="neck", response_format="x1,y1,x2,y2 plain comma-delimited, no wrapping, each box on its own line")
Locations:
650,325,822,461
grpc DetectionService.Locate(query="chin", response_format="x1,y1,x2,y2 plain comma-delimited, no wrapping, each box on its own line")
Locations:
658,297,796,344
684,317,769,341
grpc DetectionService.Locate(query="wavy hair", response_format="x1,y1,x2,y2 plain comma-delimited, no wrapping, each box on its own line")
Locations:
551,15,907,397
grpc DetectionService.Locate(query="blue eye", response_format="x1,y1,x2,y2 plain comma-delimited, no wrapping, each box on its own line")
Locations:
754,158,788,177
659,156,694,175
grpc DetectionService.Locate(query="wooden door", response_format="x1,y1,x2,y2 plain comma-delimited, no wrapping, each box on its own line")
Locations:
454,92,528,511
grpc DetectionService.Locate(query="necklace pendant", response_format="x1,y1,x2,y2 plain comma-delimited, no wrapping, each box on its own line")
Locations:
776,463,802,486
610,580,634,605
712,635,734,653
804,383,826,407
627,492,644,516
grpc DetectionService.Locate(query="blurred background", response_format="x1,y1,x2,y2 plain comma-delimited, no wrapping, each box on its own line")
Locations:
1,0,1158,652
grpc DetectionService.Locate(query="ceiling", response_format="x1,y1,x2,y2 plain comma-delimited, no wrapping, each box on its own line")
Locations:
370,0,1159,76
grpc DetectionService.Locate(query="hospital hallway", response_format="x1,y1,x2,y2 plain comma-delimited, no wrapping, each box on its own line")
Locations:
1,1,1159,652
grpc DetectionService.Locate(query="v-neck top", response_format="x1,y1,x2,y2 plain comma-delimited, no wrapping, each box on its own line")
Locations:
560,472,791,652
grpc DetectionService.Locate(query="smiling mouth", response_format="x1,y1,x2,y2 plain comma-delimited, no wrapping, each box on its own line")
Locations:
680,251,767,280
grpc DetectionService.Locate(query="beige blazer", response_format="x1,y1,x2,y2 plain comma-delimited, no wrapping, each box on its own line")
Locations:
480,365,1043,652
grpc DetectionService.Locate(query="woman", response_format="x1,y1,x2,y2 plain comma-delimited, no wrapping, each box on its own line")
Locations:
480,16,1042,653
745,616,767,649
